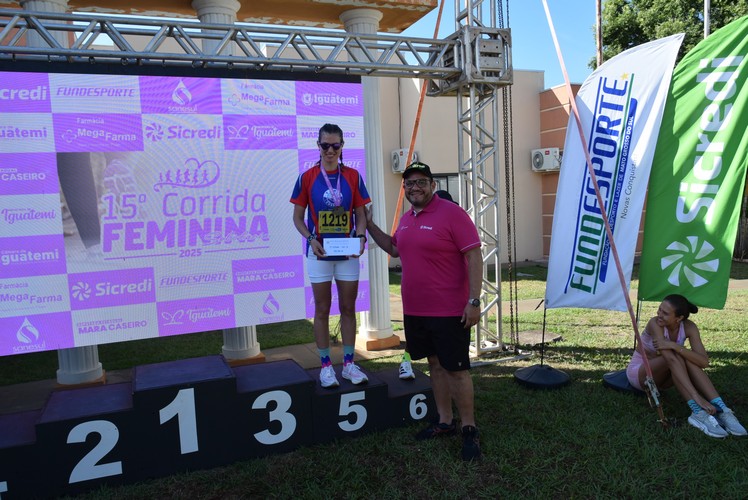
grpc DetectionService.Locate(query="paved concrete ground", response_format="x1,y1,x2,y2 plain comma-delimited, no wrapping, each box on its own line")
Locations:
3,280,747,415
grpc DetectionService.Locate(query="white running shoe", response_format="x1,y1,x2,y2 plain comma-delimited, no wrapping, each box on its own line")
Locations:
688,411,729,438
342,362,368,384
716,408,748,436
399,360,415,380
319,365,339,388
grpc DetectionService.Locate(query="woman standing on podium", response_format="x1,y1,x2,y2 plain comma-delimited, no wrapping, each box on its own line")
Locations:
290,123,370,389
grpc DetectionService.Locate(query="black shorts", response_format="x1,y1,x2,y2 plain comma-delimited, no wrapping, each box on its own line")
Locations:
403,315,471,371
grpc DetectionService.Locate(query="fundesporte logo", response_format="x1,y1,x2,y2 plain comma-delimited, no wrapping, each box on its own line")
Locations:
660,236,719,287
71,281,92,301
145,122,164,141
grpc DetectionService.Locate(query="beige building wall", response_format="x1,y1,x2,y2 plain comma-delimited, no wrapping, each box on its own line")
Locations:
378,70,547,264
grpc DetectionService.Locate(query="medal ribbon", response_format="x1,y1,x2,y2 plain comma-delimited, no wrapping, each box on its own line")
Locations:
320,165,342,207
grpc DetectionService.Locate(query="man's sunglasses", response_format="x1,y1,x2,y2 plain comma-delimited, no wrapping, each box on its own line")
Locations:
318,142,343,151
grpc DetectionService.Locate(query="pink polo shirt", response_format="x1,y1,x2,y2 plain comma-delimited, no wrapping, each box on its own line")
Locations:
392,194,481,316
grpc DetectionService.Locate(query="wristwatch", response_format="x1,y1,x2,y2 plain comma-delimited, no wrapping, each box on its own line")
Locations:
469,298,480,307
307,234,315,243
357,234,367,243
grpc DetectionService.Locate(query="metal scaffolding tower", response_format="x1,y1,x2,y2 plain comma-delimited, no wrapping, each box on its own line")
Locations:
0,1,513,355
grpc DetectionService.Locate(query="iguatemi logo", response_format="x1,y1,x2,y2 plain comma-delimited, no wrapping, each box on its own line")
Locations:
660,236,719,288
227,124,250,140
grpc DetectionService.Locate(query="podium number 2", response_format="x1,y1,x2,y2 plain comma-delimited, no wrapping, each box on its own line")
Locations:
67,420,122,484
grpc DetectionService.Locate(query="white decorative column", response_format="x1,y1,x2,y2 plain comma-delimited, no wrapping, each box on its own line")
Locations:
192,0,263,364
340,9,399,350
21,0,105,385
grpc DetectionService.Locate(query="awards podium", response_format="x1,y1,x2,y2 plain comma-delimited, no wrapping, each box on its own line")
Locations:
0,356,435,498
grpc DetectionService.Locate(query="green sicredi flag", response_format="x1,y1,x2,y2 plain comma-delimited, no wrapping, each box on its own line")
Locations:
639,16,748,309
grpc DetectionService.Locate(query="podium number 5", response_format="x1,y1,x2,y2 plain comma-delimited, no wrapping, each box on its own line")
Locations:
338,391,367,432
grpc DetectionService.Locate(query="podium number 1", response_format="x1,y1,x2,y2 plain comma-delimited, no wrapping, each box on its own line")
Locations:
160,388,199,454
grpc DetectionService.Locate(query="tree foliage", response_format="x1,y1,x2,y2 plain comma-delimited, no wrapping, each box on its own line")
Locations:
595,0,748,68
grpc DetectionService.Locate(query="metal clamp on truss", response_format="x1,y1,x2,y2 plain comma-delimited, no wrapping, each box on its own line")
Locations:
427,26,512,97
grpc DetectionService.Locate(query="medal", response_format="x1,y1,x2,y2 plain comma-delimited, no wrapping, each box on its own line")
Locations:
333,206,345,216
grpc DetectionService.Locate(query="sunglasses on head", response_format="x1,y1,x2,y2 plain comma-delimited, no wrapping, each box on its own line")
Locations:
318,142,343,151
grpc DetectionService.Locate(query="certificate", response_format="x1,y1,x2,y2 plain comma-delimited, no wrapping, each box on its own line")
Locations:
323,237,360,256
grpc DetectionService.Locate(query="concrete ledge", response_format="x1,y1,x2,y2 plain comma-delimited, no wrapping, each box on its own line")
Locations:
365,334,401,351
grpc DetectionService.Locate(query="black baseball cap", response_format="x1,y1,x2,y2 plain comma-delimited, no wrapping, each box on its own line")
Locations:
402,161,433,180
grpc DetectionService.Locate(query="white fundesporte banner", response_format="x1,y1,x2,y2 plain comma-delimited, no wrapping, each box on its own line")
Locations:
545,34,683,311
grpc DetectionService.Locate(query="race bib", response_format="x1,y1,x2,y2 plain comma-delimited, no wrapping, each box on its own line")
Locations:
318,209,350,234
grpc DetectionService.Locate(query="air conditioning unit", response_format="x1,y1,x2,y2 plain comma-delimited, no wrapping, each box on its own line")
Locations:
391,149,418,173
531,147,561,172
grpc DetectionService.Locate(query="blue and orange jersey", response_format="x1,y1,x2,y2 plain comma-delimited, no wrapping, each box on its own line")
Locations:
290,163,371,260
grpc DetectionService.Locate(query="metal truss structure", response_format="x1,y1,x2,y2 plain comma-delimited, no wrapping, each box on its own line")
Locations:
0,1,513,355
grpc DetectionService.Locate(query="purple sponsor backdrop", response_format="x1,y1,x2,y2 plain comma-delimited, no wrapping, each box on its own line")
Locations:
298,148,366,177
0,72,51,113
304,280,369,318
157,295,235,336
139,76,223,114
232,255,304,293
0,153,58,195
0,311,74,356
223,115,297,150
0,234,66,278
53,114,144,152
0,70,366,356
67,267,156,310
296,81,363,116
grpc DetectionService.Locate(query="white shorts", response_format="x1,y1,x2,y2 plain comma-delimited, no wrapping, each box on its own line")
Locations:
306,255,360,283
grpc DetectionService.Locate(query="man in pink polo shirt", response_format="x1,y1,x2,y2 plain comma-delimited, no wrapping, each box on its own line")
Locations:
365,161,483,461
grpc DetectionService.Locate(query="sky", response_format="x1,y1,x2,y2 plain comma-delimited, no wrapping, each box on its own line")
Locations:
402,0,598,88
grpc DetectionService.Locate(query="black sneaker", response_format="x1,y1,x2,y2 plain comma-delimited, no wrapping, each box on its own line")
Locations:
415,418,457,440
461,425,481,461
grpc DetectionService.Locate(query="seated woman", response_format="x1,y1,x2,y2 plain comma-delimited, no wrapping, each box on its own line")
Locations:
626,294,746,438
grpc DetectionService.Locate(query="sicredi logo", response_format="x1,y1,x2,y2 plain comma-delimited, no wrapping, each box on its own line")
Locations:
72,278,153,301
68,270,155,310
0,86,48,101
145,122,221,142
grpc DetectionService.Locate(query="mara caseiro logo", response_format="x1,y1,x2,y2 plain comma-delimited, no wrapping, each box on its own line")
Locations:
660,236,719,288
67,268,155,310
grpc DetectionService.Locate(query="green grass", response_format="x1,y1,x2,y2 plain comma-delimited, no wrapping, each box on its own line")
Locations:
5,262,748,498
